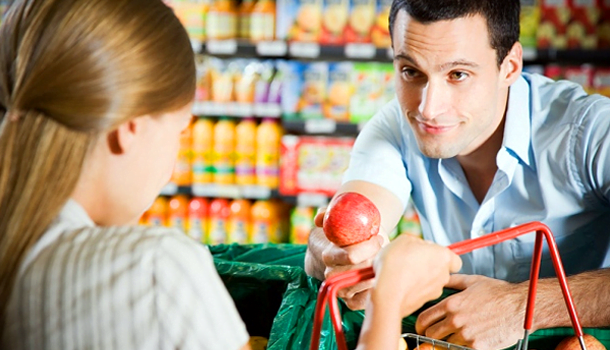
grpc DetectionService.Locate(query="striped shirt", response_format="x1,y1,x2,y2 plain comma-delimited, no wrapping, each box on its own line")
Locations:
2,200,249,350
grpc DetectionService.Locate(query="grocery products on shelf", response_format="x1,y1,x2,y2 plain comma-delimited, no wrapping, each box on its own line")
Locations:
524,64,610,97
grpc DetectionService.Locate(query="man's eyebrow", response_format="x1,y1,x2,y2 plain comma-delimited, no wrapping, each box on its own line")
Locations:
393,53,479,71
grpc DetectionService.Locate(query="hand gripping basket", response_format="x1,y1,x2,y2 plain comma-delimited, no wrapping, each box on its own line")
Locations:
310,222,589,350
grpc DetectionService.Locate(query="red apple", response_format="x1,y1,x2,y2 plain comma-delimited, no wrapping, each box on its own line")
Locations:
323,192,380,247
555,334,606,350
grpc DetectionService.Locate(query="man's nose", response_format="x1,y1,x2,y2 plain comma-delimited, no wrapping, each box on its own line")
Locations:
418,81,447,121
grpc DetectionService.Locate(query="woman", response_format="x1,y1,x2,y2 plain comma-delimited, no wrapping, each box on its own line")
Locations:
0,0,460,349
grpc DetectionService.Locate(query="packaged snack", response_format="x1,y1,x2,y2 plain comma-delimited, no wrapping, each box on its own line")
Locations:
323,62,353,122
344,0,376,43
371,0,392,48
320,0,349,45
285,0,323,42
350,62,381,123
519,0,541,50
598,0,610,48
299,61,328,119
537,0,571,49
276,60,303,120
566,0,599,49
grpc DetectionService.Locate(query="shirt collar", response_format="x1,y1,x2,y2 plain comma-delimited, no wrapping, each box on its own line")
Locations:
502,75,532,168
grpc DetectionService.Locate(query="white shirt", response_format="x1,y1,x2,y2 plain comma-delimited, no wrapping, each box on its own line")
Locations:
343,73,610,282
3,200,249,350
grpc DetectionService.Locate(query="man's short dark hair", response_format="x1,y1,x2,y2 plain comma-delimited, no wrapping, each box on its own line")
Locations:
389,0,520,67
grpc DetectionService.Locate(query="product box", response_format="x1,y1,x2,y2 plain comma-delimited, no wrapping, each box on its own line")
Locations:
277,60,303,120
277,0,323,42
520,0,541,49
279,136,354,196
299,62,328,119
563,65,595,93
593,68,610,97
378,63,395,109
371,0,392,48
566,0,599,49
320,0,349,44
544,64,564,80
344,0,376,43
350,62,382,123
323,62,354,121
537,0,571,49
598,0,610,48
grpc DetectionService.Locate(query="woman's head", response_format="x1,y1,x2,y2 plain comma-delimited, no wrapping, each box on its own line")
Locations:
0,0,195,322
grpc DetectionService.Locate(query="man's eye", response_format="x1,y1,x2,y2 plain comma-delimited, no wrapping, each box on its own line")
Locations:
450,71,469,81
402,68,420,79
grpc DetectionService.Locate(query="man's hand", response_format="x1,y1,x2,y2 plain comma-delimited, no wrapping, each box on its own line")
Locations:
305,207,385,310
415,274,528,350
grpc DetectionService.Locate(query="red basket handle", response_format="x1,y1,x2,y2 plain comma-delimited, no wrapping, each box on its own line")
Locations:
309,221,586,350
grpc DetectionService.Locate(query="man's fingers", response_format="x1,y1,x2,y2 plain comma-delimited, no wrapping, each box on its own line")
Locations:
449,253,463,273
337,278,375,299
343,290,370,311
445,274,473,290
314,207,326,227
321,234,382,267
415,300,448,335
421,318,457,343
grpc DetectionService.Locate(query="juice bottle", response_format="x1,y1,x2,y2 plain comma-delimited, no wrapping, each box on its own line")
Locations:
255,118,282,188
270,198,289,243
250,200,278,243
239,0,256,40
168,195,189,232
250,0,275,42
188,197,209,243
208,198,231,245
228,199,251,244
213,118,236,185
206,0,237,40
170,121,193,186
192,118,214,184
235,118,257,186
289,206,314,244
145,196,169,227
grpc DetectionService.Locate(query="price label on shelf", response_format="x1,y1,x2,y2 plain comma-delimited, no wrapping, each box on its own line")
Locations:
191,101,209,116
242,185,272,199
192,184,241,198
387,47,394,60
297,193,329,208
522,47,537,61
190,39,204,53
159,183,178,196
206,39,238,55
229,103,254,117
254,103,282,117
305,119,337,134
256,41,288,56
344,43,376,59
289,42,321,58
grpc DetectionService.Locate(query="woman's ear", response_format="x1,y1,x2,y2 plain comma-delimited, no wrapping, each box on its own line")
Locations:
106,118,143,155
500,41,524,87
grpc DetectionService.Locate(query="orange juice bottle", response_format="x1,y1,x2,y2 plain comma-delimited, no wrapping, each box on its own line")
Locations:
192,118,214,184
168,195,189,232
171,121,193,186
255,118,282,188
228,199,251,244
271,198,289,243
213,118,236,185
145,196,169,227
206,0,237,40
188,197,209,243
208,198,231,244
235,118,257,186
289,206,314,244
250,199,278,243
239,0,256,40
250,0,275,42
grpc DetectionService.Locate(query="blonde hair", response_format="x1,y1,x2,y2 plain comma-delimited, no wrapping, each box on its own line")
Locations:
0,0,196,324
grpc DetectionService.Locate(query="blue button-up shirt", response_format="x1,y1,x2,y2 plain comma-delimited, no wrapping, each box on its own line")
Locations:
343,73,610,282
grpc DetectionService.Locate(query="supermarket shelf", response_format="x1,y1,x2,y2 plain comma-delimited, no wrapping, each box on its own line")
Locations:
159,183,277,200
194,39,610,65
192,101,281,118
282,119,366,136
194,39,393,62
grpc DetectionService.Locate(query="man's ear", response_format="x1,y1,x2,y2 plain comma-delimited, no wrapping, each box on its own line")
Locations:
106,118,142,155
500,41,523,87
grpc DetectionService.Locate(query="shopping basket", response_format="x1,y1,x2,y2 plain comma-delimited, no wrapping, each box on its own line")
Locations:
310,222,589,350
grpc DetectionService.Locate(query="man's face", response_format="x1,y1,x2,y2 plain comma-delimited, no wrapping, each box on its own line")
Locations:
392,11,508,159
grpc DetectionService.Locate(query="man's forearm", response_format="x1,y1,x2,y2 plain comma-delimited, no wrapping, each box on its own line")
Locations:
528,268,610,330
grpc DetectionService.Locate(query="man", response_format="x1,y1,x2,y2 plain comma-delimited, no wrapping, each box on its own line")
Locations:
304,0,610,349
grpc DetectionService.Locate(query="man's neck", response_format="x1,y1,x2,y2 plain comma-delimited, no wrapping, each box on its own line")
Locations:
456,117,506,204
